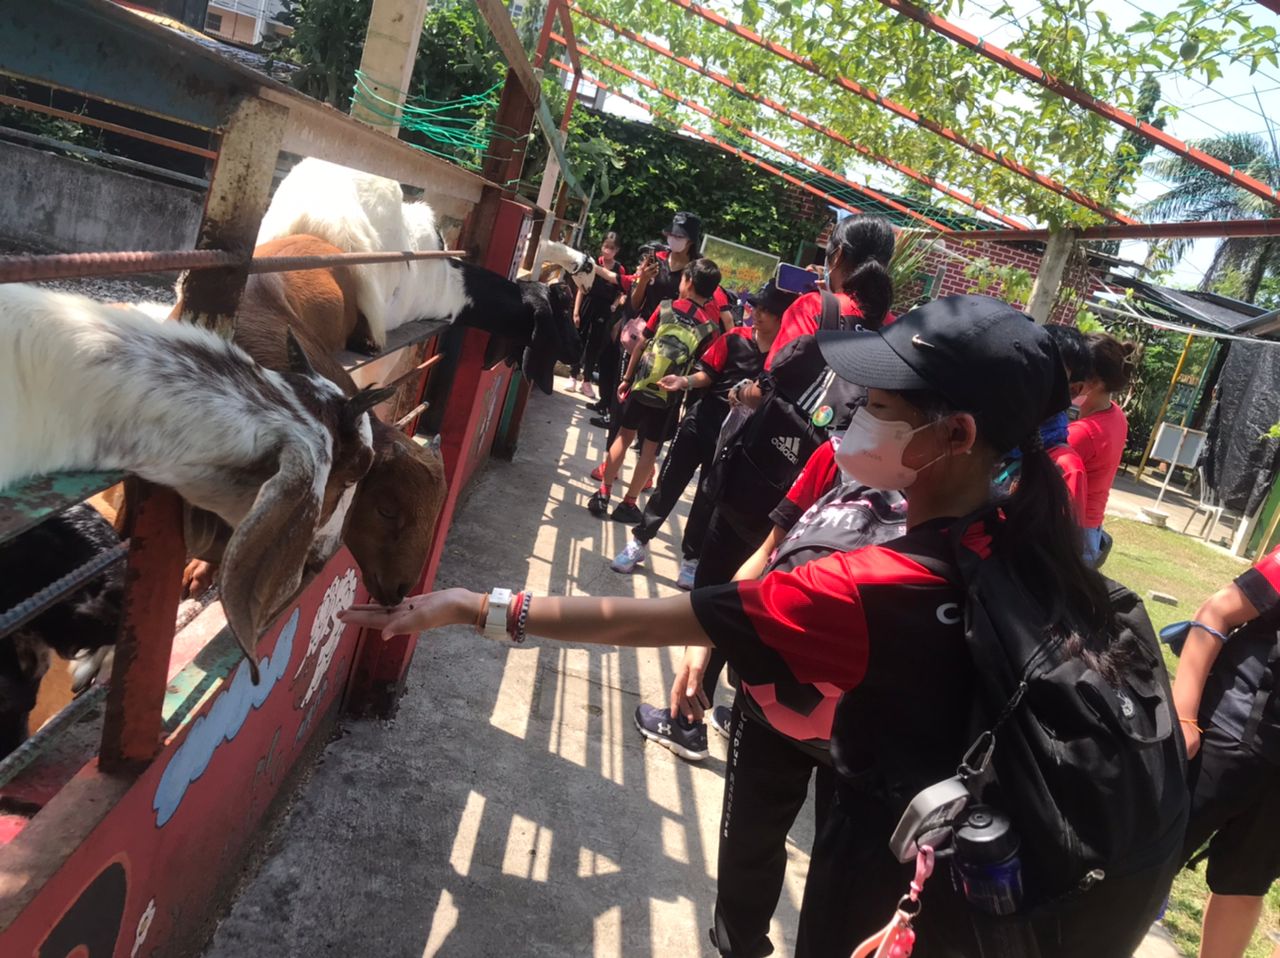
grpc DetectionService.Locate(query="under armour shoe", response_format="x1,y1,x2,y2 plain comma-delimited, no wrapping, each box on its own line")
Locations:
709,705,733,740
587,491,611,517
610,538,648,573
634,704,709,762
676,558,698,591
611,500,643,524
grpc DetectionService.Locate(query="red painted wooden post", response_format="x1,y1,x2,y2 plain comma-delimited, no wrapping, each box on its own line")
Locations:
99,480,186,772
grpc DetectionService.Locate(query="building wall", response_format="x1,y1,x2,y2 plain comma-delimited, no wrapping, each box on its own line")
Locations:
0,139,202,254
204,0,290,43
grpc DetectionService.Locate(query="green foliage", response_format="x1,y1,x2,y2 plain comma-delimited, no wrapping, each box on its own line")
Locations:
960,254,1034,305
275,0,370,107
572,110,828,268
572,0,1276,227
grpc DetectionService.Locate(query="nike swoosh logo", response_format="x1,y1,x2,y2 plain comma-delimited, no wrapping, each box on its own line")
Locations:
911,335,935,348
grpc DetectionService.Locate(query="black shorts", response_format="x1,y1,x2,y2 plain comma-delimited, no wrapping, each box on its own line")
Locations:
618,395,679,444
1183,725,1280,896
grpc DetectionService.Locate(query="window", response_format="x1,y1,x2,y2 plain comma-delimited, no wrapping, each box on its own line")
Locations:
205,12,223,32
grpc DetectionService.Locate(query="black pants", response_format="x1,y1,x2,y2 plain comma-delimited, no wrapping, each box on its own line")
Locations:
633,395,727,558
598,334,622,408
712,701,834,958
571,319,608,382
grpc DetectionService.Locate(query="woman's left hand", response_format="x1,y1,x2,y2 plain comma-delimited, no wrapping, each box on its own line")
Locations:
338,588,478,639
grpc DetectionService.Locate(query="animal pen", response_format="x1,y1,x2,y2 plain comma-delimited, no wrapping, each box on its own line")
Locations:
0,0,576,953
0,0,1279,956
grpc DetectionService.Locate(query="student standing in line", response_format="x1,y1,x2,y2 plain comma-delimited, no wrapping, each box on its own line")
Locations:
1170,548,1280,958
1068,332,1135,566
586,259,723,523
609,281,793,589
341,295,1184,958
568,232,626,400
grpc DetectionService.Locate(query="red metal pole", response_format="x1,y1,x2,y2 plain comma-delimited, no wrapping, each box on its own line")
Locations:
875,0,1280,209
927,218,1280,242
551,60,866,217
662,0,1134,224
533,0,561,68
567,4,1025,230
552,35,952,232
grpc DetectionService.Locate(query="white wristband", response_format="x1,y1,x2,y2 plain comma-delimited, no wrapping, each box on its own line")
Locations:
484,588,513,640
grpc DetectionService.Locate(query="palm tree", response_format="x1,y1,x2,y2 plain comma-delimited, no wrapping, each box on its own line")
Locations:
1138,132,1280,303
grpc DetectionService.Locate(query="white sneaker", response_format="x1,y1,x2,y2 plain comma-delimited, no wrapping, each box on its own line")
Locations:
580,380,597,400
567,378,581,393
610,538,648,573
676,558,698,591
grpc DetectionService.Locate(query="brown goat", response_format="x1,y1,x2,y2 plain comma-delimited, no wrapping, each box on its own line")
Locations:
180,236,447,606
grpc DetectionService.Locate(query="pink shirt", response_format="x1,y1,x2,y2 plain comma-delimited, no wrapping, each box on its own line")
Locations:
1067,402,1128,528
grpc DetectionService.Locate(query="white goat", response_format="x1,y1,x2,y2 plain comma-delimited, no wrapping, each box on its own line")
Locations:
257,158,466,346
0,284,391,679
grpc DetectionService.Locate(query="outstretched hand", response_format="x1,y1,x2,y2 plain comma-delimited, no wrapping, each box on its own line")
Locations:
657,374,686,392
338,588,477,639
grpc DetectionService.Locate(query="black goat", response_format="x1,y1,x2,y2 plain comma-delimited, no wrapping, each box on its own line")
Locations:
0,505,123,758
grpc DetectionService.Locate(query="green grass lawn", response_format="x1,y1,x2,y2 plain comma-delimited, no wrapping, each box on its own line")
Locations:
1103,518,1278,958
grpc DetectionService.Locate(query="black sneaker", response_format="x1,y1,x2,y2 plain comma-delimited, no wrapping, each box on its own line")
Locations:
587,492,611,517
634,704,709,761
611,501,642,523
709,705,732,739
589,414,612,429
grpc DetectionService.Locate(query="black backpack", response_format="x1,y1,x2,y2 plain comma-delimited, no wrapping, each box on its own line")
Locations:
934,518,1189,905
707,291,852,518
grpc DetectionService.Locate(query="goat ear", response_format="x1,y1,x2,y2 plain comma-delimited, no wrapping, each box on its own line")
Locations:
348,384,397,418
285,327,317,377
218,442,322,684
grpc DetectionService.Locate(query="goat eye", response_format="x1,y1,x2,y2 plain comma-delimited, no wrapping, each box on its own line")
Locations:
376,504,397,520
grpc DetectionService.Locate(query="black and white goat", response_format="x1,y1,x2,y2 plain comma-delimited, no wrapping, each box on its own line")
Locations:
0,284,392,680
0,505,123,758
256,158,580,392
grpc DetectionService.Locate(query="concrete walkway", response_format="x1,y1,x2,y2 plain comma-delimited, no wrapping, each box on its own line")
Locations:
203,381,1181,958
204,381,812,958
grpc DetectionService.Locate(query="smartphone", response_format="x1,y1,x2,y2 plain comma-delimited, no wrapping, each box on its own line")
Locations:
776,261,819,295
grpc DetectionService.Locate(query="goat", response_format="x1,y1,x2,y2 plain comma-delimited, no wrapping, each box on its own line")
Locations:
0,505,123,758
0,284,393,680
176,239,447,606
257,158,581,392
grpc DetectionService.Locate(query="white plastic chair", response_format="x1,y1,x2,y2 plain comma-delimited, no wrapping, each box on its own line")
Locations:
1182,463,1239,543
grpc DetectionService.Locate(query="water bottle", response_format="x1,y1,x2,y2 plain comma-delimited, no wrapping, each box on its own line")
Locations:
954,806,1041,958
954,805,1023,915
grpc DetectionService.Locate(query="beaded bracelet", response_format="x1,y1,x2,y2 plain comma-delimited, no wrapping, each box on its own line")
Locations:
513,592,532,644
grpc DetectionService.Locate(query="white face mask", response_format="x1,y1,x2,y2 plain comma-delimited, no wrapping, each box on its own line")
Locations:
668,236,690,254
834,408,940,490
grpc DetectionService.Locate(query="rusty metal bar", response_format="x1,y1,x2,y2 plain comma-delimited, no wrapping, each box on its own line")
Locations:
662,0,1134,224
394,401,431,430
0,248,468,285
568,4,1026,230
553,34,952,232
876,0,1280,209
0,93,218,159
553,62,864,217
0,683,109,789
0,541,129,641
99,481,185,772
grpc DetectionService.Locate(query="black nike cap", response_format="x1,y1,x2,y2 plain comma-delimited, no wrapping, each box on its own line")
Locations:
816,294,1070,453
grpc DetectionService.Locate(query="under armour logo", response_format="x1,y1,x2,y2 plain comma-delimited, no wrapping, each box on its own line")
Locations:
657,721,672,736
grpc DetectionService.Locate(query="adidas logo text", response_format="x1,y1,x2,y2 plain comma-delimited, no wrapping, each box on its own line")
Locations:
771,435,801,463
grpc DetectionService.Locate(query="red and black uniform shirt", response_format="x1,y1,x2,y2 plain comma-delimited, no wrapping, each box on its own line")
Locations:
720,439,907,755
638,250,730,326
642,297,721,338
695,326,763,399
1203,544,1280,761
764,290,865,371
690,510,974,788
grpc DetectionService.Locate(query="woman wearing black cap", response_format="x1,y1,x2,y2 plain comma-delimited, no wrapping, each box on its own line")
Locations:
340,295,1185,957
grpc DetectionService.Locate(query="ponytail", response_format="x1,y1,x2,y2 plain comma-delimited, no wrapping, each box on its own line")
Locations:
842,258,893,328
1003,431,1142,684
827,215,896,329
1085,333,1137,393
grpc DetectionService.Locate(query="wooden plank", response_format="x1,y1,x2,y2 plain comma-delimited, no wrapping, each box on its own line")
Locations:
0,472,125,547
473,0,542,104
349,0,433,134
336,318,450,372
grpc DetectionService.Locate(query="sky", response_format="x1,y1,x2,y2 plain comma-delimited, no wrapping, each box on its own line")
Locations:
576,0,1280,291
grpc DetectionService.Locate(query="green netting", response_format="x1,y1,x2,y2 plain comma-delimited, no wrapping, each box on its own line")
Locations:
350,71,519,171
